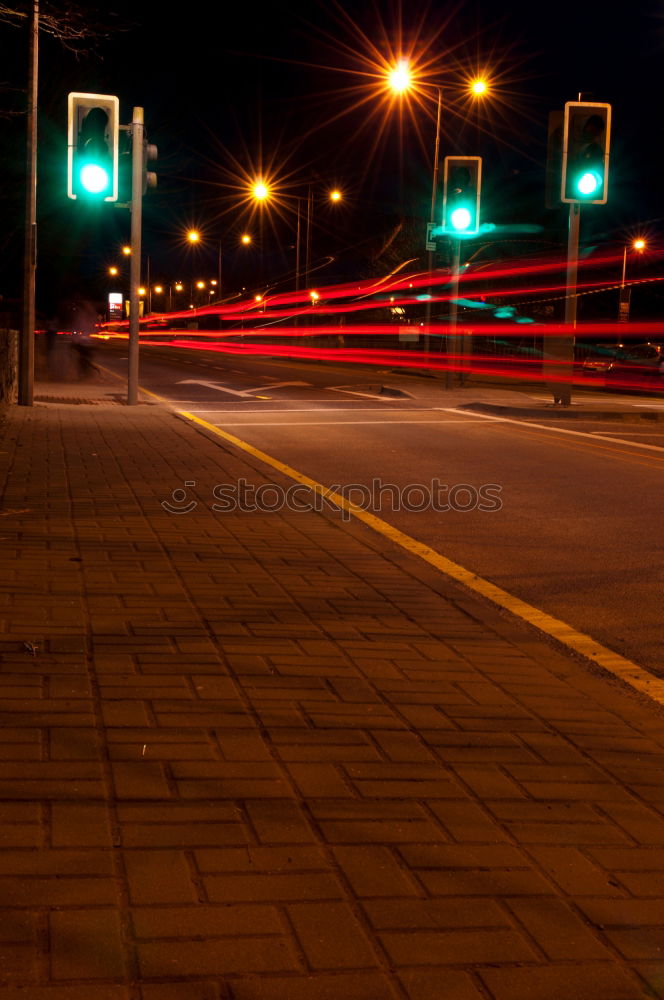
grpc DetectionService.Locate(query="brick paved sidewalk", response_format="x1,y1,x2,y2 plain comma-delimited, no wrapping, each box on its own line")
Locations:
0,397,663,1000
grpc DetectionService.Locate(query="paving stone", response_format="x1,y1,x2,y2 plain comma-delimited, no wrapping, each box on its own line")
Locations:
50,909,125,979
479,965,649,1000
3,397,664,998
287,901,380,968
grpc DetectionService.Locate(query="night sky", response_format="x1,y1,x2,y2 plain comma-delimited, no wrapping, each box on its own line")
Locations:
2,0,663,316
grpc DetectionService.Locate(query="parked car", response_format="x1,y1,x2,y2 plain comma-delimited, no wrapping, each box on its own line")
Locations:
582,342,664,377
581,343,625,375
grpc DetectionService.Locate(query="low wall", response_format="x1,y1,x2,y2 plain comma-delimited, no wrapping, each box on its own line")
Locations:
0,329,18,407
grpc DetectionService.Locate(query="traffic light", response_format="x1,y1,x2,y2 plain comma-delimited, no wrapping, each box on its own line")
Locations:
561,101,611,204
68,92,119,201
442,156,482,236
142,138,158,194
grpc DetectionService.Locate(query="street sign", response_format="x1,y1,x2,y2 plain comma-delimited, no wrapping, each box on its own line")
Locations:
619,287,631,323
425,223,437,252
108,292,123,321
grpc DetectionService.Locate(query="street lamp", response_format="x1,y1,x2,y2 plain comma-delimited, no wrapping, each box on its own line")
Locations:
251,179,270,201
168,282,184,311
621,238,646,287
388,59,412,94
295,186,343,292
619,238,646,323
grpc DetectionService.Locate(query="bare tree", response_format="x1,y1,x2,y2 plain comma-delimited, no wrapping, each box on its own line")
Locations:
0,1,122,51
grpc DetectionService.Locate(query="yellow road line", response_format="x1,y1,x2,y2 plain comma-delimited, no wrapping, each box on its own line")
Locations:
179,408,664,708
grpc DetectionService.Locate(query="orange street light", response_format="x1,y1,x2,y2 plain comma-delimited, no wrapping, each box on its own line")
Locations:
122,246,131,256
154,285,163,294
241,233,252,244
387,59,412,94
187,230,200,243
621,238,647,289
329,189,342,202
251,179,270,201
138,287,146,296
108,266,119,277
470,79,488,96
196,281,205,290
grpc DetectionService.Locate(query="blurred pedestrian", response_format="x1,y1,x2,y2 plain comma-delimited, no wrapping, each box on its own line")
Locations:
71,336,96,380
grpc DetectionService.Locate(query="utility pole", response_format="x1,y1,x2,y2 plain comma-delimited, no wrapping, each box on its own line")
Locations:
127,107,143,406
19,0,39,406
424,88,442,358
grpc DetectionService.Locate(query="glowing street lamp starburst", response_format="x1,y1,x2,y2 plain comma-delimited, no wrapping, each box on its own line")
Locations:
471,79,488,96
252,180,270,201
387,60,412,94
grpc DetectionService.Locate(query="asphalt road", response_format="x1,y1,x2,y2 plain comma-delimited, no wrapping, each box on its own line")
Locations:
98,344,664,677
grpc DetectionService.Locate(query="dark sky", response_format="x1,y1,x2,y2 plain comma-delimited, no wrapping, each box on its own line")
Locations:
2,0,663,313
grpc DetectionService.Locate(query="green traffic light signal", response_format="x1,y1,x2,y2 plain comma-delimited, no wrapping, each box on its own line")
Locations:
443,156,482,236
67,92,119,202
576,169,602,197
450,205,473,232
561,102,611,205
79,162,111,195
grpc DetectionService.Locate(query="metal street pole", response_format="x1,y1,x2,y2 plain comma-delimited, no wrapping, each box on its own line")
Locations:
305,184,313,285
217,241,222,296
295,198,302,292
445,238,461,389
559,200,580,404
19,0,38,406
546,201,578,405
424,87,442,359
127,106,143,406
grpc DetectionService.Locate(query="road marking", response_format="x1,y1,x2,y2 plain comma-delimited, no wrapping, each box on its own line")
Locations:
182,418,484,426
247,381,311,392
177,379,310,397
328,387,403,400
177,379,251,397
436,407,664,453
177,409,664,709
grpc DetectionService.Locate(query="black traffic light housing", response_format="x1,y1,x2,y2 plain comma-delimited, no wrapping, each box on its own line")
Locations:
442,156,482,236
561,101,611,205
67,92,119,201
142,139,158,194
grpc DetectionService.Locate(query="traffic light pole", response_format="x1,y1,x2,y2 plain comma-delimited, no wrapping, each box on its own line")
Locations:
445,238,461,389
546,201,578,405
127,107,143,406
561,201,579,405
